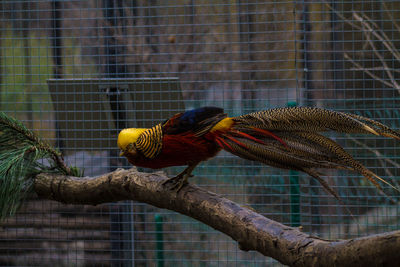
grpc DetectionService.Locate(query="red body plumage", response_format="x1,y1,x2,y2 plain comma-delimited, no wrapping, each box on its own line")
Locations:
130,133,220,169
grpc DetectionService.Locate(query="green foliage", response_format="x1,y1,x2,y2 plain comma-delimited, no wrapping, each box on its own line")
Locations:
69,166,84,177
0,112,79,219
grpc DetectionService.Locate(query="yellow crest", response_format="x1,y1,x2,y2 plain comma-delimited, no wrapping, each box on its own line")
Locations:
117,128,147,151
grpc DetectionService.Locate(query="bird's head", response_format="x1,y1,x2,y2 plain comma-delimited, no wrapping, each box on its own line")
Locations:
117,128,147,157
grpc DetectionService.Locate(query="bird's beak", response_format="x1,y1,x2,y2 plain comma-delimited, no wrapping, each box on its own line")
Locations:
120,145,138,158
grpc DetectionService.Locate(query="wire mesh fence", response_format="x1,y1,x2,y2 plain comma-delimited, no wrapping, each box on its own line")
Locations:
0,0,400,266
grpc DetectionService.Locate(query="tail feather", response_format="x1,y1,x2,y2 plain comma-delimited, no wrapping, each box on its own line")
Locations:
218,137,292,170
297,131,400,198
216,123,399,203
302,168,356,218
248,127,288,148
297,131,400,201
219,132,352,170
233,107,400,140
365,170,400,195
362,170,398,204
215,136,234,151
302,168,345,204
346,113,400,140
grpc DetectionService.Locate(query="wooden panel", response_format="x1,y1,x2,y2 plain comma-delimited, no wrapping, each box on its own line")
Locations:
0,199,112,266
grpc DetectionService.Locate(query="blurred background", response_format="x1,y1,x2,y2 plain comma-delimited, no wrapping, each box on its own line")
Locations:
0,1,400,266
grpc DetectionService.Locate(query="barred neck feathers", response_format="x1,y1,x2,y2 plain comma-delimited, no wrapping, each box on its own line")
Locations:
135,123,163,159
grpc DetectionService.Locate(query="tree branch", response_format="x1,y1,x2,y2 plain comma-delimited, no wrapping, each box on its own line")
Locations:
34,168,400,266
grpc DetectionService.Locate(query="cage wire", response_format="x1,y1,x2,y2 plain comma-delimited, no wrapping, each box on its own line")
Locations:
0,0,399,266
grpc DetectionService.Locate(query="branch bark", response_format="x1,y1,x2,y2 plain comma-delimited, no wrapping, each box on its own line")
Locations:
34,168,400,267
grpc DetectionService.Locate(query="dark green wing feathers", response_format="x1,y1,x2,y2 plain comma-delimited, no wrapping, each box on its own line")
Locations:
163,107,226,136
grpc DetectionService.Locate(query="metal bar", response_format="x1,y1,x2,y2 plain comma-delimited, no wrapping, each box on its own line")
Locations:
51,0,63,151
301,1,321,227
102,1,133,266
51,0,62,79
287,101,301,227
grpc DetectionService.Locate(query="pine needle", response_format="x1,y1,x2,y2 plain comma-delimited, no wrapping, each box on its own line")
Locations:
0,112,80,219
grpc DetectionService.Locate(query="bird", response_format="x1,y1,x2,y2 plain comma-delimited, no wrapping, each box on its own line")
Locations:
117,106,400,200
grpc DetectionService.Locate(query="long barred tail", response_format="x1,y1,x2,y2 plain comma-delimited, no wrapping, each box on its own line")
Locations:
233,107,400,140
214,107,400,202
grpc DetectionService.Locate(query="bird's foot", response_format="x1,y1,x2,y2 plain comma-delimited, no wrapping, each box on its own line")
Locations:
159,162,198,193
160,173,192,193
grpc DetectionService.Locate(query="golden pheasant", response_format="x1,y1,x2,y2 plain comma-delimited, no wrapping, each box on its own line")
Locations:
118,106,400,199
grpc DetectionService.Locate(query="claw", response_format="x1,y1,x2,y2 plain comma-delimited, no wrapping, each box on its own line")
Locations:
160,173,189,192
159,162,200,193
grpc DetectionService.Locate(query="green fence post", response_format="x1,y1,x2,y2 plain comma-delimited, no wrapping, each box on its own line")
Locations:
155,214,164,267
